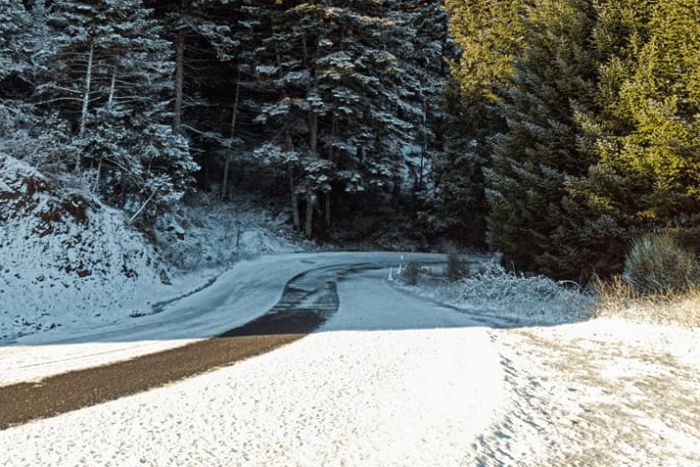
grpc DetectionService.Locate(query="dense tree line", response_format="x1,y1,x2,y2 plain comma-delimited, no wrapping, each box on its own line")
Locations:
2,0,698,280
1,0,449,235
446,0,700,280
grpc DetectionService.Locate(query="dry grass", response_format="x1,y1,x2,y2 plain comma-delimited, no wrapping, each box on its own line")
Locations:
624,234,700,294
592,275,700,328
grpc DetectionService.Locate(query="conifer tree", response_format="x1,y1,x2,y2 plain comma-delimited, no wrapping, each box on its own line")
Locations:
253,0,422,237
557,0,656,275
486,0,599,278
145,0,237,136
400,0,450,193
38,0,198,221
569,0,700,273
432,0,523,246
0,0,33,82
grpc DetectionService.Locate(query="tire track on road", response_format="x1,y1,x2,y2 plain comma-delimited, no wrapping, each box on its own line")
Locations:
0,268,341,431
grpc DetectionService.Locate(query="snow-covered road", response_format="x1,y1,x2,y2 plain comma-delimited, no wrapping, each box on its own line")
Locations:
2,252,697,466
0,252,464,386
0,258,505,466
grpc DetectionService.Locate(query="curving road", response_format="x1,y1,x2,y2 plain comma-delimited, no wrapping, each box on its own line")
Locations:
0,252,504,465
0,252,467,387
2,253,697,466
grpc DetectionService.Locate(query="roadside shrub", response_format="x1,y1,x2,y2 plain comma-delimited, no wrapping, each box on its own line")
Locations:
623,234,700,294
402,261,421,285
428,262,594,324
446,252,470,282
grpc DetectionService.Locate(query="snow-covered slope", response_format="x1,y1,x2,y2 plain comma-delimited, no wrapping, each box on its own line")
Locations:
0,156,302,342
154,193,303,271
0,155,175,340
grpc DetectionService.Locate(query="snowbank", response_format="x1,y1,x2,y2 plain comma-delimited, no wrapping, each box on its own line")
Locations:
0,155,176,340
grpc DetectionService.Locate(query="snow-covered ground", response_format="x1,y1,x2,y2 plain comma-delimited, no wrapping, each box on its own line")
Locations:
0,265,505,466
472,319,700,466
0,252,445,386
1,252,698,466
0,155,303,342
397,271,700,466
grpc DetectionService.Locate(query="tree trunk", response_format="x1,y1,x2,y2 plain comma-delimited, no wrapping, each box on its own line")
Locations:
92,159,102,192
77,41,95,172
289,170,300,231
324,191,331,228
107,70,116,107
309,111,318,154
222,70,241,200
325,114,336,229
305,193,314,237
416,94,428,190
308,108,319,234
285,130,301,231
79,42,94,139
93,71,117,192
174,28,185,135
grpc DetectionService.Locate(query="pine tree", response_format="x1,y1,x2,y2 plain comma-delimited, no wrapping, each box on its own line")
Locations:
569,0,700,272
38,0,198,221
0,0,33,82
0,2,71,174
399,0,450,193
145,0,237,136
486,0,599,278
431,0,523,246
624,0,700,232
252,0,422,237
218,0,268,200
556,0,656,276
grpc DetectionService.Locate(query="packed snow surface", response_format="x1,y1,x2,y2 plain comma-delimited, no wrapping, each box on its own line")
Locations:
0,252,448,386
0,265,505,466
1,252,697,466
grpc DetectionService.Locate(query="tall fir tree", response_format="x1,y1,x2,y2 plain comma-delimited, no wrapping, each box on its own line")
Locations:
400,0,450,193
0,0,33,82
431,0,523,246
252,0,423,237
559,0,656,275
486,0,599,279
568,0,700,273
145,0,237,136
38,0,198,222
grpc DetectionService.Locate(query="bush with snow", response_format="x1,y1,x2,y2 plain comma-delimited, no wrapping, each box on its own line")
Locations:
154,193,301,271
400,261,594,325
592,234,700,327
401,262,421,285
446,252,469,282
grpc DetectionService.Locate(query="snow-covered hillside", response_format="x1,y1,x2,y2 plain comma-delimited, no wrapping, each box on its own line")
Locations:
0,155,301,341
